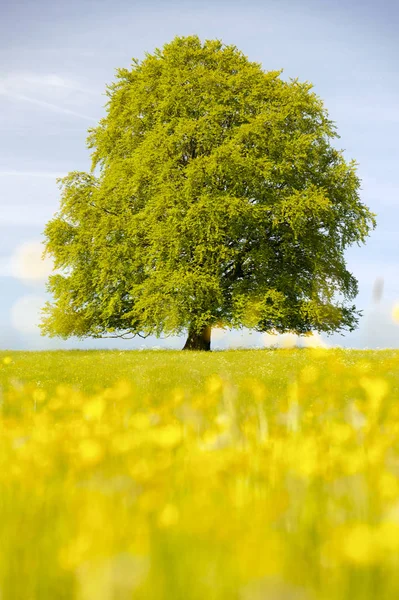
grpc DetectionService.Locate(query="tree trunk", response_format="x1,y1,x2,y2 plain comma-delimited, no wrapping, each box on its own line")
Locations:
183,325,211,351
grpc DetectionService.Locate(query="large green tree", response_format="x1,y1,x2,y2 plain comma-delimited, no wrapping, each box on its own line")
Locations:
40,35,376,350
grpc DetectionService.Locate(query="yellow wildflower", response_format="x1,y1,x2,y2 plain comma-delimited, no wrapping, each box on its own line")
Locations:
78,439,104,467
154,424,182,449
157,504,179,528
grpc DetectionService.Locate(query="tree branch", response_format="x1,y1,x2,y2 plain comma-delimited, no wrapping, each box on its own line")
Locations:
89,202,118,216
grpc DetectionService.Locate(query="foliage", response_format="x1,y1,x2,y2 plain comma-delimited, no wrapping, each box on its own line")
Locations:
41,35,376,342
1,349,399,598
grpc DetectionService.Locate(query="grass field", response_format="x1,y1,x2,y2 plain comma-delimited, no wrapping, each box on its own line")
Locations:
1,348,399,599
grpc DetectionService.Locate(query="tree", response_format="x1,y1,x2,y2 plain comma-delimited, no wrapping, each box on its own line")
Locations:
40,35,376,350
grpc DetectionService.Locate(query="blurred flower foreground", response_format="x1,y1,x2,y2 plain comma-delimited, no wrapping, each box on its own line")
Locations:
1,350,399,599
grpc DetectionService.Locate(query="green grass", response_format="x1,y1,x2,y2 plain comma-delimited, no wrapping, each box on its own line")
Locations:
2,346,398,395
1,348,399,600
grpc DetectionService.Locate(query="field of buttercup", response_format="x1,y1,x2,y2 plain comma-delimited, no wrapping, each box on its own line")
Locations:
1,348,399,599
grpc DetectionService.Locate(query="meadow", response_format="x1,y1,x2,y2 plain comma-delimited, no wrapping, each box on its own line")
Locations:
1,347,399,599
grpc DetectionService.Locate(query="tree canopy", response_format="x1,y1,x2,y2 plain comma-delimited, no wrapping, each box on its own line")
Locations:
40,35,376,350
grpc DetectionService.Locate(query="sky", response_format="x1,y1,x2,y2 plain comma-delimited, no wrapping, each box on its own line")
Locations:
0,0,398,351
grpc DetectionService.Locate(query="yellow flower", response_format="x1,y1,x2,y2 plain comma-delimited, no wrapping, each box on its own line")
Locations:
3,356,12,365
130,412,152,430
378,472,399,501
359,377,389,413
78,439,104,467
154,424,182,449
244,378,267,402
83,397,106,420
341,525,379,565
392,303,399,323
129,458,152,483
170,387,185,406
32,389,46,404
59,535,91,570
111,433,134,454
205,374,224,395
157,504,179,528
111,379,132,400
215,413,232,431
300,365,319,385
290,437,319,477
377,521,399,552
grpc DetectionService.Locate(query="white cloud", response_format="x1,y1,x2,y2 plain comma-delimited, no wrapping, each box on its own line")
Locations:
263,331,279,347
0,173,63,226
14,73,98,96
262,331,328,348
0,256,13,277
361,302,399,348
0,90,97,122
10,294,47,334
0,207,56,227
300,332,329,349
224,329,263,348
10,241,54,282
0,170,66,178
344,260,399,291
212,327,227,341
0,72,98,98
263,331,300,348
0,71,99,122
208,328,330,349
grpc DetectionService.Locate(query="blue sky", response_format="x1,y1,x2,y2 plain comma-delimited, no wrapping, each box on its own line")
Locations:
1,0,398,350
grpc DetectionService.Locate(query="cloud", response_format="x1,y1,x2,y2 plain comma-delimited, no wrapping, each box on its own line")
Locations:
361,302,399,348
0,256,13,277
0,90,97,121
0,207,56,227
0,72,98,122
223,329,264,348
212,327,227,341
10,294,47,334
9,241,54,282
262,331,329,348
0,173,64,226
263,332,299,348
0,170,66,178
345,261,399,289
210,328,330,349
300,332,329,349
0,72,98,98
14,73,98,96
